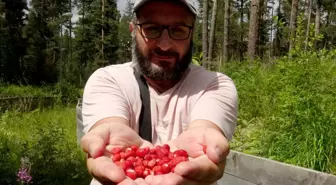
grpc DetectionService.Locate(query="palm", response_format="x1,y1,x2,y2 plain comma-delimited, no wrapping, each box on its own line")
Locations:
105,124,153,154
167,127,207,158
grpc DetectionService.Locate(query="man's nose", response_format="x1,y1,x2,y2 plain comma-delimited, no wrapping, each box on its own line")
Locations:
156,30,174,51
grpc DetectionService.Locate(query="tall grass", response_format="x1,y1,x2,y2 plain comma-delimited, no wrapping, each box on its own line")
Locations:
0,85,56,97
222,50,336,175
0,106,91,185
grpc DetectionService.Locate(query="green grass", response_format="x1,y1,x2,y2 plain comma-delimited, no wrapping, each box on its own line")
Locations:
0,105,91,185
222,51,336,175
0,85,57,98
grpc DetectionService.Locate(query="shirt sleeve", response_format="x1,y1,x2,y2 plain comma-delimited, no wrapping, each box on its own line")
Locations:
81,68,130,133
190,73,238,141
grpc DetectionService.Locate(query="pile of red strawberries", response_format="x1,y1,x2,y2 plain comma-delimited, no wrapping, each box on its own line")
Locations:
110,144,189,179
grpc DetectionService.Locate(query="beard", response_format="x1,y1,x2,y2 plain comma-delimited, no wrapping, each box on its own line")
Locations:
132,36,193,81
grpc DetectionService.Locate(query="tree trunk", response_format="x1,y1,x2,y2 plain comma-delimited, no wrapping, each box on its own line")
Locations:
223,0,229,63
289,0,299,51
101,0,105,60
208,0,217,66
304,0,312,52
247,0,259,60
239,0,244,61
269,0,275,57
202,0,208,68
315,0,320,49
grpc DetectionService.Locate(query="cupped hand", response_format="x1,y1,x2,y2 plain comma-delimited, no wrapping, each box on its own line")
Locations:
80,117,153,185
145,123,229,185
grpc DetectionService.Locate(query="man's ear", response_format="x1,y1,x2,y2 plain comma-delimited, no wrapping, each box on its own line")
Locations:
129,22,134,33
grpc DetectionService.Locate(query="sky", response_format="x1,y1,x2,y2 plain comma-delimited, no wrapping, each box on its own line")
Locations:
26,0,129,22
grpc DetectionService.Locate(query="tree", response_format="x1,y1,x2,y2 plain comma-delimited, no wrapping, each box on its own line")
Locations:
209,0,217,65
118,0,134,63
247,0,260,60
0,0,27,84
289,0,299,51
223,0,229,63
202,0,209,68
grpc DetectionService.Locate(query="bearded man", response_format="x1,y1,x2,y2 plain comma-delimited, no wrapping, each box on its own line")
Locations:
79,0,238,185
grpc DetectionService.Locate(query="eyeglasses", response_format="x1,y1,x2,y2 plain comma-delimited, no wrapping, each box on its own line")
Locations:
136,23,193,40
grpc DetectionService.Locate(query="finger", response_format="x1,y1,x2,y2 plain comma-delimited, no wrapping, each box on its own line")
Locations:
117,178,137,185
174,155,225,183
81,134,107,158
149,173,209,185
204,128,230,163
87,156,126,184
141,140,155,148
135,178,150,185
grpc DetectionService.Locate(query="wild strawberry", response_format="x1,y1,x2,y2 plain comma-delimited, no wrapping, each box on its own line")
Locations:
120,152,126,159
150,148,156,154
126,168,137,180
125,149,136,158
147,159,156,168
157,159,167,166
162,163,171,173
131,145,139,151
173,149,189,158
136,148,148,158
161,147,170,156
126,156,136,164
134,158,143,167
142,160,149,167
162,144,170,151
112,153,121,162
135,166,145,178
152,166,162,175
111,147,122,155
143,169,150,178
168,152,174,159
144,154,152,160
122,160,133,170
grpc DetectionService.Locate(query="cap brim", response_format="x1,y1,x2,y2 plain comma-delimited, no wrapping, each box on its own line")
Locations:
133,0,198,15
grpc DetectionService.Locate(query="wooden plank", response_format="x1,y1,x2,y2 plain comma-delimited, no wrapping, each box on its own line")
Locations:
222,150,336,185
218,173,257,185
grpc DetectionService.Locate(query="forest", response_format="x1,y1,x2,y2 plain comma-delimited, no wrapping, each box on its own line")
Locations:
0,0,335,184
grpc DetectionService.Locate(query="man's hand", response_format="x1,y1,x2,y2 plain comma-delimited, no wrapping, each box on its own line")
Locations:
80,117,153,185
144,120,229,185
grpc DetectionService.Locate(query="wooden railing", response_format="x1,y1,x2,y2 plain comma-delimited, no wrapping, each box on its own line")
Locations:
218,150,336,185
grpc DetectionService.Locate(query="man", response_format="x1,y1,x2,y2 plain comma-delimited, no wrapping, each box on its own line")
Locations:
80,0,238,185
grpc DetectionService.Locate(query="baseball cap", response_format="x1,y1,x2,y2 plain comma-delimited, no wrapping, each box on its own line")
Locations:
133,0,198,16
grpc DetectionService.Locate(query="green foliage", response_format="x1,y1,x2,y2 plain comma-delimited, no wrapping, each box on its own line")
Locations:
0,106,91,185
222,50,336,175
289,13,324,57
0,85,56,97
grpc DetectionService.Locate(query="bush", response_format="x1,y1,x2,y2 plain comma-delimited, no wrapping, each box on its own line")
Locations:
0,106,91,185
222,50,336,175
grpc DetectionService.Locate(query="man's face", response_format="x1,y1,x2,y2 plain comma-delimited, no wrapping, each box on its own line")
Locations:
130,1,195,81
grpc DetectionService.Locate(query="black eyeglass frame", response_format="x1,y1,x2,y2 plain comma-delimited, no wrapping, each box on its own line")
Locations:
135,23,194,40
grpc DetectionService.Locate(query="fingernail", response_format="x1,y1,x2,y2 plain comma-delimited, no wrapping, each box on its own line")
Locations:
106,145,113,152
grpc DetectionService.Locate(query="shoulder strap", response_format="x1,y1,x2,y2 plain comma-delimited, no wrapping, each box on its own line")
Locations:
133,68,152,143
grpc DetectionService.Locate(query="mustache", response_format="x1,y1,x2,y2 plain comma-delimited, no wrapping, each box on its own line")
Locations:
151,48,179,57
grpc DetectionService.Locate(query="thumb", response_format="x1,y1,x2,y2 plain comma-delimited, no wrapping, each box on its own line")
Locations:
204,128,230,164
81,133,107,158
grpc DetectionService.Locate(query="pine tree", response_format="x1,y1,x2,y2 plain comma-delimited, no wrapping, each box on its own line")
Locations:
0,0,27,84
